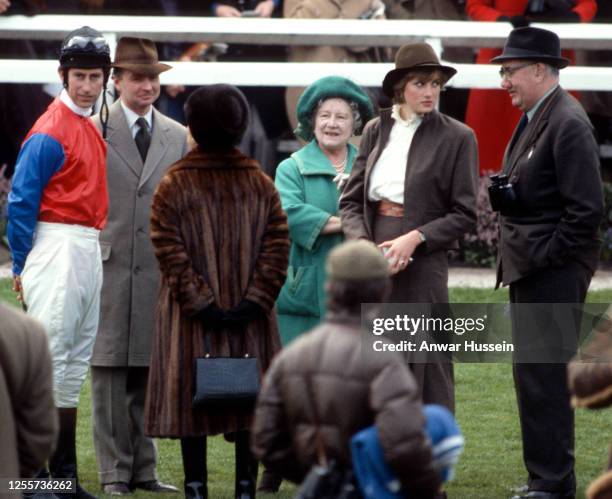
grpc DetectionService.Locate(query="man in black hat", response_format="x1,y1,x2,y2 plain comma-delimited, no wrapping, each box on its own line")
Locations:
490,27,604,499
90,37,188,496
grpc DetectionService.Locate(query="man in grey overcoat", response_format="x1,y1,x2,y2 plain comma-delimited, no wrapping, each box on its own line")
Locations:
91,37,189,496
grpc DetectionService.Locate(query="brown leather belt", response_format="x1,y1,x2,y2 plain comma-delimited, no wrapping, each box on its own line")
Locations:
377,199,404,217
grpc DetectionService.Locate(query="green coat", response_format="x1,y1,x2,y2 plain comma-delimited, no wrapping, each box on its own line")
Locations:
275,140,357,345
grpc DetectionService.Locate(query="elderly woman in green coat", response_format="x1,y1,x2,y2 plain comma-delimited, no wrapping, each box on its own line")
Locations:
275,76,374,345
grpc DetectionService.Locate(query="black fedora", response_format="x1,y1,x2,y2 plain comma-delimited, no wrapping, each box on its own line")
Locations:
491,27,569,68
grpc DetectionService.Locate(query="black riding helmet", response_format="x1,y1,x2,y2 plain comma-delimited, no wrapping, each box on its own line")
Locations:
60,26,111,80
59,26,112,137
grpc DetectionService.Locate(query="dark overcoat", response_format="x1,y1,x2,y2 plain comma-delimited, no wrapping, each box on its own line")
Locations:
496,86,603,287
144,148,289,438
92,101,189,367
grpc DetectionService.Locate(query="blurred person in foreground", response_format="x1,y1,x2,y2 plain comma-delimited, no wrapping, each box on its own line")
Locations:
144,84,289,499
340,42,478,412
7,26,111,499
568,306,612,499
275,76,374,346
252,239,441,498
490,27,603,499
0,304,57,496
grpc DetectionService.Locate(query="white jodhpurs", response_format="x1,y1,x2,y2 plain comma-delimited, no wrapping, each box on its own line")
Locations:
21,222,103,408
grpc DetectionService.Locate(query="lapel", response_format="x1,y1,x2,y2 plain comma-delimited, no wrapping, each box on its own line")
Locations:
139,107,169,188
503,86,561,178
293,140,358,176
105,101,144,180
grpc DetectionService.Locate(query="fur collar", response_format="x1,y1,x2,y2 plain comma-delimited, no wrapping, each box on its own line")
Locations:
168,147,261,174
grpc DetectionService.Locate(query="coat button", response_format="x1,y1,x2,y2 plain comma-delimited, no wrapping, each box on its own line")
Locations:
134,266,141,275
137,227,145,235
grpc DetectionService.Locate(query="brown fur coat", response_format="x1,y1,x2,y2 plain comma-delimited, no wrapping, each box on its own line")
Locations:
144,148,289,437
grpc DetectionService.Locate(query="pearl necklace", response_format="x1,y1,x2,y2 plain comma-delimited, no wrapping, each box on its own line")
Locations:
331,151,348,174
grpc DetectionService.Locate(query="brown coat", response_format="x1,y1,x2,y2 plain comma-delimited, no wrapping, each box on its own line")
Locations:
252,315,441,497
144,148,289,437
340,108,478,254
92,101,189,367
0,304,57,487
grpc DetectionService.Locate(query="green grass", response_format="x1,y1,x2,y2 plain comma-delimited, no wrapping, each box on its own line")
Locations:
1,280,611,498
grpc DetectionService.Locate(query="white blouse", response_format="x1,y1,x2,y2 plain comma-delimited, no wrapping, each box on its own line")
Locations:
367,105,422,204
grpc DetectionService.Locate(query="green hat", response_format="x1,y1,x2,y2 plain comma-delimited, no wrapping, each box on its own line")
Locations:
295,76,374,141
326,240,389,281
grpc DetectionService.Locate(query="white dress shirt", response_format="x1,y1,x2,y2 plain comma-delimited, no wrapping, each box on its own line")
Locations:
368,105,422,204
120,101,153,139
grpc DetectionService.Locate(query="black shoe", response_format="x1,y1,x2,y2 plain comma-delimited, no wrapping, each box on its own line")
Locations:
132,480,180,494
184,481,207,499
75,483,97,499
102,483,131,496
511,488,575,499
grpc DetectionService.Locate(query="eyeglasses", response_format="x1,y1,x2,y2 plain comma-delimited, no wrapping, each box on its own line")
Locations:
62,35,109,54
499,63,535,79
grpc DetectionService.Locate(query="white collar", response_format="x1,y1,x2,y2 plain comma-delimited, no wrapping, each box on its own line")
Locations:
59,89,93,117
391,104,422,127
120,101,153,131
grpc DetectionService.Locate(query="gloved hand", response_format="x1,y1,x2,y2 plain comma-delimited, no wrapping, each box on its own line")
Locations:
197,303,227,327
498,15,530,28
226,299,264,325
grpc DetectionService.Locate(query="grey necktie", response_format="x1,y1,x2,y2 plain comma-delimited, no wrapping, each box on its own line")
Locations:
135,117,151,162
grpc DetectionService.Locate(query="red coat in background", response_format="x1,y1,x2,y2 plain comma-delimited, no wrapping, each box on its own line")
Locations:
465,0,597,175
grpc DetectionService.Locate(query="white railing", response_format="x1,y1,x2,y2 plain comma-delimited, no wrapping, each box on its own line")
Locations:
1,15,612,90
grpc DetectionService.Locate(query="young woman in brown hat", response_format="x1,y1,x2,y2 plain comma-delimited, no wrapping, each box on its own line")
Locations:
340,42,478,413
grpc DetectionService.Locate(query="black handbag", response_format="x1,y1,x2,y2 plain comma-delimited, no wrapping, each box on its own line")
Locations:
192,333,260,408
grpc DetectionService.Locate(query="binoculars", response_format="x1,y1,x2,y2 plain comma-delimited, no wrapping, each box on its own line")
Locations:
488,173,517,213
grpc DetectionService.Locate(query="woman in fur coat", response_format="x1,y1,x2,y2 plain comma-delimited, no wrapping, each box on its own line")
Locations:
144,84,290,499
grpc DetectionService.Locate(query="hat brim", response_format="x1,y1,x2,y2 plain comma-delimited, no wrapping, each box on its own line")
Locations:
490,53,569,69
382,63,457,98
112,62,172,75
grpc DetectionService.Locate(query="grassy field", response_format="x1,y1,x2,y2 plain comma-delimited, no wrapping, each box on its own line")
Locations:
1,280,611,498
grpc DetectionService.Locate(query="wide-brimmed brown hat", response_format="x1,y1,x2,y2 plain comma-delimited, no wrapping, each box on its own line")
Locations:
112,37,171,75
382,43,457,98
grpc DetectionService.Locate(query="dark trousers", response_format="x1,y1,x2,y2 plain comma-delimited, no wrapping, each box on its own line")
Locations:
509,261,592,494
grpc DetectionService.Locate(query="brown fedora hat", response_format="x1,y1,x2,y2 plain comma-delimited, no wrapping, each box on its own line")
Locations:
112,37,171,75
382,43,457,98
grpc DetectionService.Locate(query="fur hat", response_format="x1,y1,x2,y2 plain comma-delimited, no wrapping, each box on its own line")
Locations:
382,42,456,98
185,84,249,151
326,240,388,281
295,76,374,141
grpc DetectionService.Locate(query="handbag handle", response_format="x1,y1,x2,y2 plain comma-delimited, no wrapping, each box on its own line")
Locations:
202,319,251,358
